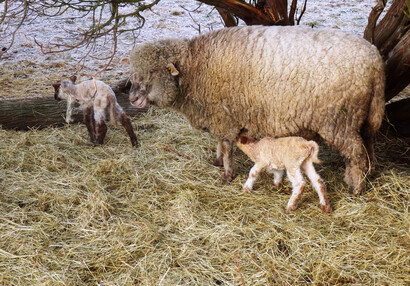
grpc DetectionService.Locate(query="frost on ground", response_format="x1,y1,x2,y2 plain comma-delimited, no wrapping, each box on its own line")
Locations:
0,0,377,99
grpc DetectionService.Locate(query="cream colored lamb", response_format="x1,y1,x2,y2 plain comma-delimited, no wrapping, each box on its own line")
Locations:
236,130,332,213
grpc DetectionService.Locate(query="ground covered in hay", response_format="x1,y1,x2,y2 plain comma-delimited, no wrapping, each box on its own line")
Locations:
0,108,409,285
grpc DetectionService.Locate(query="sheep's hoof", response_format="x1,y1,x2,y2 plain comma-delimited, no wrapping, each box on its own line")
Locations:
350,184,364,196
242,187,251,193
321,204,332,213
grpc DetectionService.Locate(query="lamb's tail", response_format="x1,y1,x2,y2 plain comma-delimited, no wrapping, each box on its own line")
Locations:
306,141,321,164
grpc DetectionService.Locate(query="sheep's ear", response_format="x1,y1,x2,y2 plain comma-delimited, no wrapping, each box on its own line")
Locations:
166,63,179,76
69,75,77,83
52,83,60,89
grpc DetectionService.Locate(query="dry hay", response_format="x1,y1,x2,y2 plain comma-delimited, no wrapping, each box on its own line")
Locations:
0,108,409,285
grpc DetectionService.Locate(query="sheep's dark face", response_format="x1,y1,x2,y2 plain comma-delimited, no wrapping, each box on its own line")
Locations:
129,43,180,109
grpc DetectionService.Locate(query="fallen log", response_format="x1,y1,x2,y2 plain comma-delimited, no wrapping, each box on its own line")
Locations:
0,79,147,131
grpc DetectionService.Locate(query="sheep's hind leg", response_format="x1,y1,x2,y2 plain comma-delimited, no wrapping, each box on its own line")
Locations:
83,106,97,144
323,131,368,195
119,113,138,147
286,168,306,211
301,160,332,213
342,136,368,195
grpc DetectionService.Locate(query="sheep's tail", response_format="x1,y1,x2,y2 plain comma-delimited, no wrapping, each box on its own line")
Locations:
366,65,385,133
306,141,321,164
109,95,119,127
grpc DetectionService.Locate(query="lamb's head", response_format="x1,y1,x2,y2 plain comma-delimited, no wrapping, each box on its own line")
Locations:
236,129,256,146
129,41,181,109
52,75,77,100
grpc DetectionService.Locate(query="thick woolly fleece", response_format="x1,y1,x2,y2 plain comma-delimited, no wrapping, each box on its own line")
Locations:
129,25,385,194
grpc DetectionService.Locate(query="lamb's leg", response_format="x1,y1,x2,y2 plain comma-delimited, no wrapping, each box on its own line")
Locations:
272,169,284,188
221,139,235,182
301,160,332,213
119,113,138,147
83,106,96,144
213,140,224,167
242,162,265,193
65,96,74,123
286,168,306,211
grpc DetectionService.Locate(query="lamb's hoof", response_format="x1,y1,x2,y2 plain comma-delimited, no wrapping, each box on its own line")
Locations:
285,205,297,212
131,139,139,148
321,204,332,213
274,182,282,188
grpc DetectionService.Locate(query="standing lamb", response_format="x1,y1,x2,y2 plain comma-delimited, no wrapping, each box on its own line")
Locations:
129,25,385,195
236,130,332,213
53,75,138,147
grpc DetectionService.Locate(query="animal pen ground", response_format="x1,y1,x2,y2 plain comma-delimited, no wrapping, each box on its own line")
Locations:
0,0,409,285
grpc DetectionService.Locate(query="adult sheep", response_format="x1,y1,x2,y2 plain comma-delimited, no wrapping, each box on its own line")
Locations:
129,25,385,195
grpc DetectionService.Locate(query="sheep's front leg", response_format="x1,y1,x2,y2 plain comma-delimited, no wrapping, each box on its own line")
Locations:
83,106,96,144
220,139,235,182
213,140,224,167
242,162,265,193
302,160,332,213
286,168,306,211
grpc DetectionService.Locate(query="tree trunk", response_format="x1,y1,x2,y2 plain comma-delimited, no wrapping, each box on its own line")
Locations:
199,0,305,26
0,80,146,131
385,97,410,137
363,0,410,137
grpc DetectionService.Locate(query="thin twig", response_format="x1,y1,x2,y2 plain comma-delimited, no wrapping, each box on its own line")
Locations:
235,254,246,286
162,147,190,159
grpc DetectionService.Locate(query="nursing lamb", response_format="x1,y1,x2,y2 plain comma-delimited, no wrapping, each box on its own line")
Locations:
236,130,332,213
129,25,385,195
53,76,138,147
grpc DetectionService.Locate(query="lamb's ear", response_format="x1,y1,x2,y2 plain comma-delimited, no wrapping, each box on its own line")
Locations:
239,136,249,144
69,75,77,83
166,63,179,76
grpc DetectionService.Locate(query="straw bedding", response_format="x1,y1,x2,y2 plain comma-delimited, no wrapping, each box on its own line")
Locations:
0,107,409,285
